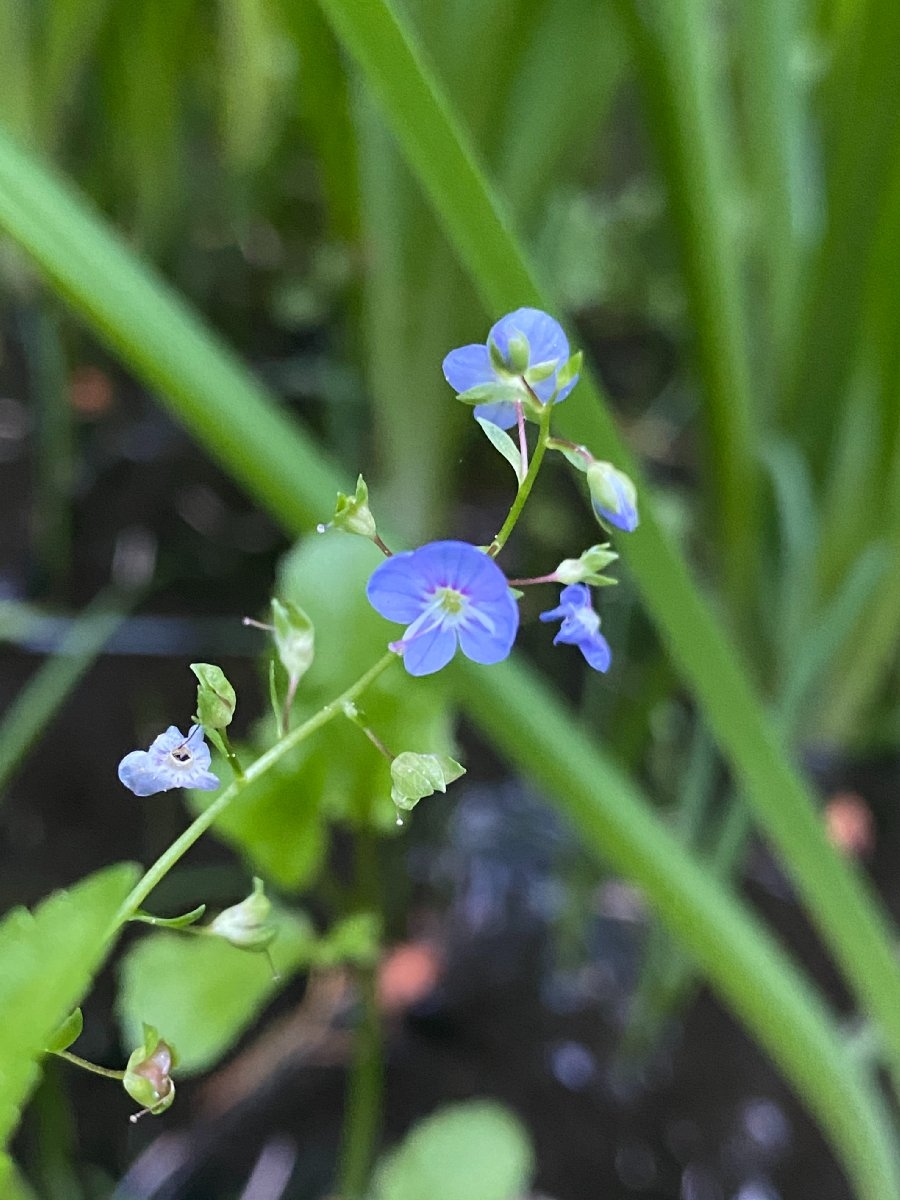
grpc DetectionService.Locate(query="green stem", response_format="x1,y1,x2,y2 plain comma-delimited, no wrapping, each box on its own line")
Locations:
52,1051,125,1081
489,400,552,556
218,729,244,780
337,829,384,1199
109,652,397,934
344,704,396,762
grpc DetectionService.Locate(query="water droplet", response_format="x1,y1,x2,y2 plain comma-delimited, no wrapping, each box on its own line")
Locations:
316,523,327,534
396,815,404,827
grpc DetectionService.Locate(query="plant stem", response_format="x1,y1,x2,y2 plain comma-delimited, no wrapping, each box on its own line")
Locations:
218,729,244,780
489,400,553,556
373,534,393,557
109,652,397,934
337,828,384,1199
52,1051,125,1081
515,399,528,479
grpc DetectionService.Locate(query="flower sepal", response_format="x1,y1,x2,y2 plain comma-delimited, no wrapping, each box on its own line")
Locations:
455,381,523,407
190,663,236,731
390,751,466,813
330,474,378,540
555,544,619,587
123,1025,177,1121
271,598,315,682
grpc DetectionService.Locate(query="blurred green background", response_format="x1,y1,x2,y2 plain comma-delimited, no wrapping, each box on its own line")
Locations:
3,1,900,1197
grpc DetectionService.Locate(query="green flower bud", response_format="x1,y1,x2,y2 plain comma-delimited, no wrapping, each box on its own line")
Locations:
271,598,315,682
330,475,377,540
123,1025,177,1120
209,877,277,952
390,752,466,813
555,544,619,587
190,663,236,730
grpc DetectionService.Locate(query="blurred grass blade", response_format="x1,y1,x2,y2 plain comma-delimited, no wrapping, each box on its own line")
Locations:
613,0,760,628
0,588,132,803
312,0,900,1091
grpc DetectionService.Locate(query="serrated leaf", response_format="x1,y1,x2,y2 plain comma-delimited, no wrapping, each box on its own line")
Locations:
44,1008,83,1054
117,907,317,1075
475,417,524,483
0,863,138,1148
373,1101,534,1200
130,904,207,930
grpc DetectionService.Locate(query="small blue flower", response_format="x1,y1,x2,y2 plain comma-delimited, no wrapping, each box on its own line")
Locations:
366,540,519,676
540,584,611,672
586,461,639,533
442,307,578,429
118,726,220,797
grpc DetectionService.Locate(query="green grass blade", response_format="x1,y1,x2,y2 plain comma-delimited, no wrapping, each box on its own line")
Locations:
312,0,900,1089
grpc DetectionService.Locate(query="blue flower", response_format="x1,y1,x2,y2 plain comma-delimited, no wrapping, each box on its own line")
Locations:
586,461,639,533
442,307,578,429
118,726,220,797
366,540,519,676
540,584,611,672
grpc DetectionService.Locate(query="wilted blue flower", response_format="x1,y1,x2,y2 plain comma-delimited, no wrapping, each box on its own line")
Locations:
366,540,519,676
118,726,220,797
442,307,579,429
540,584,611,672
587,461,639,532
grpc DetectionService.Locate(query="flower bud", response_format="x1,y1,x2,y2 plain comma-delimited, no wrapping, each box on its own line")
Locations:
209,877,277,952
123,1025,177,1120
271,598,315,683
555,544,619,587
587,461,639,533
190,663,236,731
390,752,466,813
331,475,377,540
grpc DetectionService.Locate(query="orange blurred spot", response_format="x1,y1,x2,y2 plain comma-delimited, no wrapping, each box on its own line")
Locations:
377,942,442,1014
69,365,114,417
825,792,875,858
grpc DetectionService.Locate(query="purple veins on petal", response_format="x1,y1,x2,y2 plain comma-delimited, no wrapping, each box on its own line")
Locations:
540,583,611,673
367,540,519,677
118,724,220,797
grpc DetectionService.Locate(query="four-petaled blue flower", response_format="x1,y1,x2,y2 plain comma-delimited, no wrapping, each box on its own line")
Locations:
118,725,220,797
540,584,611,672
366,540,519,676
442,307,578,429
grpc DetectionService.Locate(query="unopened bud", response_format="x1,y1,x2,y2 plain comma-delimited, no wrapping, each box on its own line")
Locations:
555,544,619,586
587,461,639,533
209,877,277,952
332,475,377,540
271,598,315,683
190,663,236,730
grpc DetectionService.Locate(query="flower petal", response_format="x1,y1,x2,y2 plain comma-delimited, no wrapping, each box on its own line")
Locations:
490,308,569,369
473,400,518,429
400,625,458,676
366,551,433,622
442,343,493,393
579,633,611,672
457,591,519,664
118,750,165,797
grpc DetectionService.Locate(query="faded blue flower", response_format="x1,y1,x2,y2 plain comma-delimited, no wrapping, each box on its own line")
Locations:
587,461,639,533
540,584,611,672
442,307,578,429
118,725,220,797
366,540,519,676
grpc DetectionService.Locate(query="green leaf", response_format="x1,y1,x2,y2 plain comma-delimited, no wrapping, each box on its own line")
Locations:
117,907,317,1075
44,1009,83,1055
475,417,524,483
130,904,207,930
0,863,138,1148
373,1101,533,1200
